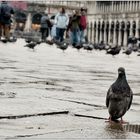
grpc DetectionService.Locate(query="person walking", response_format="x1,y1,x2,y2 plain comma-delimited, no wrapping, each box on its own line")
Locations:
0,1,14,41
54,7,69,42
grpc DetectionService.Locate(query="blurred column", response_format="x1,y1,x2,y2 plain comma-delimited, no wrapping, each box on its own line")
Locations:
108,21,111,43
118,22,122,46
124,22,127,46
113,22,116,44
104,22,107,44
135,19,139,38
96,21,99,43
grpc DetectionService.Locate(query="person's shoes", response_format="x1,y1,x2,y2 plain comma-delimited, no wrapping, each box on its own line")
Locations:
72,43,76,47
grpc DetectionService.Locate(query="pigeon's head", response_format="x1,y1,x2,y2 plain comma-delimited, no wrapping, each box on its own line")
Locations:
118,67,125,77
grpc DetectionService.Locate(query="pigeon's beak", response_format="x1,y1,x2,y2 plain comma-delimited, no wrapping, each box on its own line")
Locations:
118,70,122,74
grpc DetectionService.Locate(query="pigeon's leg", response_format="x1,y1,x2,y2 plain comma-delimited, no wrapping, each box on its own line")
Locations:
105,116,112,122
120,117,128,124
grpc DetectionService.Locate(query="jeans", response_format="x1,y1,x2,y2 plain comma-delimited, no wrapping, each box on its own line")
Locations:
70,28,80,46
79,30,85,43
55,27,65,42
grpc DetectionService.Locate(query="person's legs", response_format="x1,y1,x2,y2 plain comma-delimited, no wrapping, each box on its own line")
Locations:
41,28,45,41
4,24,10,40
55,27,60,41
43,28,48,41
71,29,79,46
80,30,85,43
46,28,49,38
0,23,2,40
59,28,65,42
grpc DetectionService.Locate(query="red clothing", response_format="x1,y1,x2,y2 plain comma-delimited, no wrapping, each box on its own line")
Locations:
80,15,87,30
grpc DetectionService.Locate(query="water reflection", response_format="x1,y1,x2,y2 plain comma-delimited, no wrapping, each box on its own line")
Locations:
105,122,140,138
105,122,127,139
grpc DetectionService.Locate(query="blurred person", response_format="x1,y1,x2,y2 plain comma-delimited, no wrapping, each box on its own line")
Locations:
54,7,69,42
67,10,81,46
0,1,14,41
79,8,87,43
40,13,51,42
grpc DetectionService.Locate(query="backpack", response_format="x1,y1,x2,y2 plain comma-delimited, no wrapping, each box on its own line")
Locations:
79,15,87,30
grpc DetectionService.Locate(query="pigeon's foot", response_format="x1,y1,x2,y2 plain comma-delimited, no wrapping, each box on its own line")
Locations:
120,117,128,124
105,117,112,123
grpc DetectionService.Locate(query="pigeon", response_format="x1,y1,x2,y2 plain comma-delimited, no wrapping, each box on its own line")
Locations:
123,44,133,55
53,39,69,52
106,67,133,123
106,45,121,56
9,36,17,43
83,43,94,51
73,43,83,51
25,39,32,43
46,39,54,45
123,48,132,56
57,42,69,52
1,39,8,43
24,42,37,50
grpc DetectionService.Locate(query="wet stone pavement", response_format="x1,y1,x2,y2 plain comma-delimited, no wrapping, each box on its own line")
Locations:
0,39,140,139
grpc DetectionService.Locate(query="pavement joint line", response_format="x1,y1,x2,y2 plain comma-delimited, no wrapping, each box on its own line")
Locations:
0,111,69,120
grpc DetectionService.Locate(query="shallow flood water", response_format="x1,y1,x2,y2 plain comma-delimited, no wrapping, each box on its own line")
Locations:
0,39,140,139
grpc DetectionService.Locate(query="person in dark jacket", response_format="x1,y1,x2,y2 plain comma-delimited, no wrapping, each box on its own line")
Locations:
40,13,51,42
67,10,81,46
0,1,14,41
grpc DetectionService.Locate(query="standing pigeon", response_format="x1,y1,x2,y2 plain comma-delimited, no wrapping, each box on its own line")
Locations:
24,42,37,50
123,44,132,56
106,45,121,56
106,67,133,123
57,42,69,52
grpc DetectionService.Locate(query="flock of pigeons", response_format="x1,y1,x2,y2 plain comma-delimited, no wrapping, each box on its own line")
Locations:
0,36,134,123
21,37,140,57
1,34,139,56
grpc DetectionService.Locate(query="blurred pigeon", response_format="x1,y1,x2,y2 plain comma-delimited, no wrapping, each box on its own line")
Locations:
123,44,133,55
46,39,54,45
123,49,132,56
83,43,94,51
106,45,121,56
9,36,17,42
73,43,83,51
54,39,69,52
24,42,37,50
25,39,32,43
106,67,133,123
57,42,69,52
1,39,8,43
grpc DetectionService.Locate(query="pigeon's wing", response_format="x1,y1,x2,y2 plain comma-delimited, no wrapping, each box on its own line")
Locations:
106,87,113,108
127,89,133,110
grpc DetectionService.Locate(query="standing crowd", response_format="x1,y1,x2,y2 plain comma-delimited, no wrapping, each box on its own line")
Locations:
0,1,87,46
40,7,87,46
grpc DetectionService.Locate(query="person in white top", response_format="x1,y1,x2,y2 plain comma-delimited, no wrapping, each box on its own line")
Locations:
54,7,69,42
